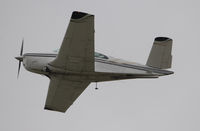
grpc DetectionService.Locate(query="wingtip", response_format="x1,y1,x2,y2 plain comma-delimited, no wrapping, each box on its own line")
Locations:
71,11,88,19
71,11,93,20
44,106,65,113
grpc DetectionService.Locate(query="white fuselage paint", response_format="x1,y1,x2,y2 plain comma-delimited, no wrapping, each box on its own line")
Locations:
23,55,54,75
21,53,172,82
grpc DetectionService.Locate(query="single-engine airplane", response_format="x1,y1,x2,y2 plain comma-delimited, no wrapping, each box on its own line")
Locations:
15,11,173,113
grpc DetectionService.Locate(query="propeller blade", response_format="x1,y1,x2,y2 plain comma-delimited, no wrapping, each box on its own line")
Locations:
20,39,24,56
17,38,24,78
17,60,21,78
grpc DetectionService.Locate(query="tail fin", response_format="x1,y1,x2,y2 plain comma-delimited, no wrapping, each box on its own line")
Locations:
146,37,173,69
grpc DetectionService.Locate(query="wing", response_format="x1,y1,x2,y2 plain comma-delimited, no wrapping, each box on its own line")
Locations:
44,76,90,112
50,11,94,72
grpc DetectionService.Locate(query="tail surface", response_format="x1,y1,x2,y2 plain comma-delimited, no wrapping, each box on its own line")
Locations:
146,37,173,69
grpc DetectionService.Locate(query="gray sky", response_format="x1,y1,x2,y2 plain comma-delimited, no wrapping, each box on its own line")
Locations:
1,0,200,130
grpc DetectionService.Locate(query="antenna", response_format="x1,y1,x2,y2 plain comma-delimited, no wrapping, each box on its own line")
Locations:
95,82,98,90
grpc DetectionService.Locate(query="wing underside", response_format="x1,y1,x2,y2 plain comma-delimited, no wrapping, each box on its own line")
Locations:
44,12,94,112
45,75,90,112
49,11,94,72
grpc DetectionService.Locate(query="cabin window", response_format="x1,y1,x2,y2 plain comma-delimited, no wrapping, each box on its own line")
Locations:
95,52,108,59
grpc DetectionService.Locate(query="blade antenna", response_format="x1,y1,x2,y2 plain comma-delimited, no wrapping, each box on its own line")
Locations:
95,82,98,90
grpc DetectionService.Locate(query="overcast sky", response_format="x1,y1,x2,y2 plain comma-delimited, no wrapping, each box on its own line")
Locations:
1,0,200,131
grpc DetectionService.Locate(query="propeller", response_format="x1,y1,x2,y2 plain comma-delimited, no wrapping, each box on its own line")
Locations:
15,39,24,78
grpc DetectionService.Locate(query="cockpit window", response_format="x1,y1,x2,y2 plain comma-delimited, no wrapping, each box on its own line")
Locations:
95,52,109,59
53,49,59,53
53,50,108,59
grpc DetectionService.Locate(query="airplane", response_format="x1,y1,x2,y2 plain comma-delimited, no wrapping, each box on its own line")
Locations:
15,11,173,113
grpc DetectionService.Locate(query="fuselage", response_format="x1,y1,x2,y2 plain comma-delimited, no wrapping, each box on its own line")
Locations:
21,52,173,82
